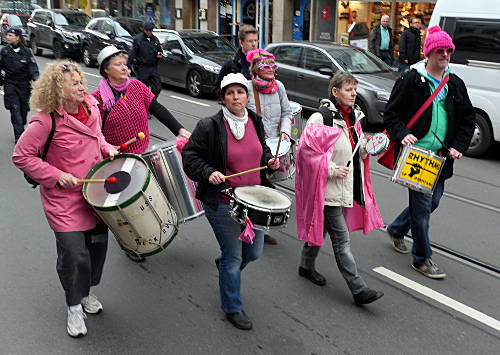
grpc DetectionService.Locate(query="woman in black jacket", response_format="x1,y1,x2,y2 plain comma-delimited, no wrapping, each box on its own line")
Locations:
182,73,279,330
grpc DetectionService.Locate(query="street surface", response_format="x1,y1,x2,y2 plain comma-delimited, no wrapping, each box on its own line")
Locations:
0,53,499,354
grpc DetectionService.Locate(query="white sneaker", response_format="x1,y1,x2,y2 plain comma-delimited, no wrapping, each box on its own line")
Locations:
67,305,87,338
81,293,103,314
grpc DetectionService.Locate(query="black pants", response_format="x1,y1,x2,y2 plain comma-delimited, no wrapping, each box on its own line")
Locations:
53,222,108,306
136,65,162,98
4,82,30,141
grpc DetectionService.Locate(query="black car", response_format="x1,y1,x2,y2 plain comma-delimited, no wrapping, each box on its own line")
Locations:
81,16,144,67
28,9,90,59
265,41,399,128
154,29,235,97
0,14,29,43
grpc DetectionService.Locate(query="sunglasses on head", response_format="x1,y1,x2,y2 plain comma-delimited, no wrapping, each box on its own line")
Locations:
435,48,454,55
60,63,78,71
257,63,278,71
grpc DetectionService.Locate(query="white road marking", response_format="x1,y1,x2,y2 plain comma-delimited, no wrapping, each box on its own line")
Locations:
169,95,211,107
373,266,500,332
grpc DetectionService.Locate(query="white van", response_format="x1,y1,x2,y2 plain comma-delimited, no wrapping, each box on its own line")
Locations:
429,0,500,157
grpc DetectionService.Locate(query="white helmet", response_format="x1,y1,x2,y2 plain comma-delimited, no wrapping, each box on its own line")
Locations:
97,45,127,76
220,73,249,92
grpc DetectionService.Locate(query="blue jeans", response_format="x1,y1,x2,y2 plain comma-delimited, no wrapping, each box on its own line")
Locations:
387,180,445,267
377,50,393,66
203,202,264,313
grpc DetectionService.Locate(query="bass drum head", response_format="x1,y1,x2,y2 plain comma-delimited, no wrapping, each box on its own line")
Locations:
84,154,149,209
233,185,291,211
265,137,291,157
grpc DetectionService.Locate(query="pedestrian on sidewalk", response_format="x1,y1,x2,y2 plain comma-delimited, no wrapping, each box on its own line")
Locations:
246,48,293,245
93,45,190,263
295,71,384,306
12,61,119,338
0,26,39,143
182,73,280,330
369,14,394,66
384,26,475,279
128,21,163,98
398,17,422,73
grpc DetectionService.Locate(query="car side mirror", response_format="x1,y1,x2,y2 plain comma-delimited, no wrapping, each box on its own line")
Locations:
105,30,115,39
318,67,335,77
171,48,184,57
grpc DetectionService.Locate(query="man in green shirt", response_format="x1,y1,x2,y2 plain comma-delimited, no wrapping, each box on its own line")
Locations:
370,14,394,66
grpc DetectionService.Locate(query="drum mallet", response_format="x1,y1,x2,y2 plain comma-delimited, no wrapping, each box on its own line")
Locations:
274,134,283,161
78,177,118,184
224,166,267,179
119,132,146,151
346,133,365,167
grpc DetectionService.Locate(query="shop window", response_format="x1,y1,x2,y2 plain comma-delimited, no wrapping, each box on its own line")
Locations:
302,48,333,72
450,19,500,65
272,46,302,67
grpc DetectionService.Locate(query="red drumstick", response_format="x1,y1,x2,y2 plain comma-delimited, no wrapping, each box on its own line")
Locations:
78,177,118,184
119,132,146,151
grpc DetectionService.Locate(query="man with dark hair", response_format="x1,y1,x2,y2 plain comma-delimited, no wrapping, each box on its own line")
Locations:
369,14,394,66
216,25,258,89
128,21,163,98
398,17,422,72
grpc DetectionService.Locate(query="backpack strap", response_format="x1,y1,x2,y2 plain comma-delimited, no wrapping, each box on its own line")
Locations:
40,112,56,160
318,106,334,127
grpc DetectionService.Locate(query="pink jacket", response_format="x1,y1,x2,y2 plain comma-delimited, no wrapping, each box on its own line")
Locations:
12,93,115,232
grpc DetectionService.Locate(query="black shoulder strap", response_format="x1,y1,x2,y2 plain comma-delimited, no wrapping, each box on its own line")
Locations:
41,112,56,160
318,106,334,127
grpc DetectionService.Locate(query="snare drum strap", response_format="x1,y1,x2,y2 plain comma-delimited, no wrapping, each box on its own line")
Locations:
253,85,262,116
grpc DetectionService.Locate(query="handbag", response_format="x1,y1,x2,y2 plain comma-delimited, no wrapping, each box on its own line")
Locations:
378,75,450,170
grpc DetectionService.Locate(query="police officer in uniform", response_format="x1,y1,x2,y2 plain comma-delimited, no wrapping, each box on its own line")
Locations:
127,22,163,98
0,27,39,143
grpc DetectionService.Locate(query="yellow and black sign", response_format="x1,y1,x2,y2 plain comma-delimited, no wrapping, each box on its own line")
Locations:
395,146,445,193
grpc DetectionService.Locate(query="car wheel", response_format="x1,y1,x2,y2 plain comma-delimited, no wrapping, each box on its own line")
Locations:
187,70,202,97
465,112,492,157
82,46,95,67
53,41,64,59
30,37,42,55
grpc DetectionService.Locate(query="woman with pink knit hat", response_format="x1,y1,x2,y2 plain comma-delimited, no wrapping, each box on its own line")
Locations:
383,26,476,279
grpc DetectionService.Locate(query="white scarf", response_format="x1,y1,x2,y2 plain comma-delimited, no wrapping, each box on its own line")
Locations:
222,106,248,140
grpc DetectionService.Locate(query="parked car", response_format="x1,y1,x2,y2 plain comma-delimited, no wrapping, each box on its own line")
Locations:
81,16,144,67
28,9,90,59
154,29,235,97
265,41,398,128
0,13,29,43
429,0,500,157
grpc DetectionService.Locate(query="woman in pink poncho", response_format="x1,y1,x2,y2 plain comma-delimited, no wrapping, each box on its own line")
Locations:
295,71,384,306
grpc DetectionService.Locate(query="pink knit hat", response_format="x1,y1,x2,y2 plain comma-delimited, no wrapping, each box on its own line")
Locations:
424,26,455,58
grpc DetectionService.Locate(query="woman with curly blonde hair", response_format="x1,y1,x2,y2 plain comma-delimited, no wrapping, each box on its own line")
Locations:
13,60,118,338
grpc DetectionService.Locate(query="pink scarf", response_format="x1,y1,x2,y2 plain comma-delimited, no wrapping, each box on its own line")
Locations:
252,76,278,94
98,78,131,111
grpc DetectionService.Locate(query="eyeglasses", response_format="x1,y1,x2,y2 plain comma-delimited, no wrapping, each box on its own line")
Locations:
435,48,454,55
257,63,278,71
59,63,78,71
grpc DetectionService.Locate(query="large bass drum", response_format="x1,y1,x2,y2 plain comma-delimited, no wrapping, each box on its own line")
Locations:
143,140,204,224
83,154,178,258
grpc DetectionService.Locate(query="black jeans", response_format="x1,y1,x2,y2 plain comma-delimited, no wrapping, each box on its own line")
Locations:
53,222,108,306
4,82,30,140
136,65,162,98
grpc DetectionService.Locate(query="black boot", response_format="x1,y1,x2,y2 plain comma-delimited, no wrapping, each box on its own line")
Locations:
226,310,252,330
353,288,384,305
298,267,326,286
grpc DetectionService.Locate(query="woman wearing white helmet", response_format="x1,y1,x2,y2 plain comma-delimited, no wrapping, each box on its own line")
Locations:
182,73,280,330
93,46,190,262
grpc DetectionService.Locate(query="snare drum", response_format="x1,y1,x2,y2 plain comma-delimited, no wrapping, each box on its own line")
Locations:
265,137,296,182
289,101,304,140
143,141,204,224
229,185,291,231
83,154,178,257
391,145,446,195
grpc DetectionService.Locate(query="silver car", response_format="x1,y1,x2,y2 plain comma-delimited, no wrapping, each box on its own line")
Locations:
265,41,399,128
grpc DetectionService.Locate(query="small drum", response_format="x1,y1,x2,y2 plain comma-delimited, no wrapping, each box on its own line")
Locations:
265,137,296,182
143,141,204,224
83,154,178,257
289,101,304,140
366,132,390,155
229,185,292,231
391,145,446,195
